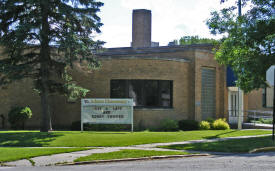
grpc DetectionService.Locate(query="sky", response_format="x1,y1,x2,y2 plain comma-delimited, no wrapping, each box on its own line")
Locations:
95,0,238,48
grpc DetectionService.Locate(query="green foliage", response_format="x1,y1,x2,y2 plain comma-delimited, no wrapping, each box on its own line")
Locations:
199,121,211,130
212,118,230,130
71,121,81,131
207,0,275,92
0,0,104,131
0,130,270,147
259,118,273,124
83,124,131,131
8,106,32,130
159,119,179,132
206,117,215,124
206,117,215,128
136,120,146,131
178,120,199,131
62,68,90,102
179,35,218,45
74,149,190,162
250,118,273,124
161,136,275,153
0,147,89,162
0,0,104,90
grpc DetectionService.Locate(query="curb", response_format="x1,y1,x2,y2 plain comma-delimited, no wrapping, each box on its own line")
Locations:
249,147,275,153
57,154,209,166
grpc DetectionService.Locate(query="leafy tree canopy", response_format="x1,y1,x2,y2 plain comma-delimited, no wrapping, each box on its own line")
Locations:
0,0,104,131
178,35,218,45
207,0,275,92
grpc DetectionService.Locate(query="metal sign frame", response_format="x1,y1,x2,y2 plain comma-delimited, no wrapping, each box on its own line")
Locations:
81,98,134,132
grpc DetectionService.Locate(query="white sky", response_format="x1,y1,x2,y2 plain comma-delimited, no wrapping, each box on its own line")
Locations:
96,0,238,48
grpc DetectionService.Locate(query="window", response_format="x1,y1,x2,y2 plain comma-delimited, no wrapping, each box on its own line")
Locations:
111,80,173,108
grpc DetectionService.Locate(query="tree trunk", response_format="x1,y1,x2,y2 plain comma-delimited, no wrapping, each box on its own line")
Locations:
40,0,52,132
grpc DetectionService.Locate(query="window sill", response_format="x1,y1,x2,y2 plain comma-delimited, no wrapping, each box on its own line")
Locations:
134,108,174,111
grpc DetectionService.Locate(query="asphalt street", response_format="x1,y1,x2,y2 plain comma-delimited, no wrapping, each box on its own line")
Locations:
1,152,275,171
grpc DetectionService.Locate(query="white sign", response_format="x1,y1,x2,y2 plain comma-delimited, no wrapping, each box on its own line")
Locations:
266,65,275,86
81,98,133,131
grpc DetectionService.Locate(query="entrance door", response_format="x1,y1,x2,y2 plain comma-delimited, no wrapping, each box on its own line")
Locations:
228,89,243,124
229,91,238,123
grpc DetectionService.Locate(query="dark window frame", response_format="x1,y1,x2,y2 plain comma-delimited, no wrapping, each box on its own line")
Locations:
110,79,173,109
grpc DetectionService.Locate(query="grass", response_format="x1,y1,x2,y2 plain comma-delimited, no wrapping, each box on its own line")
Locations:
74,149,190,162
0,130,271,147
160,136,275,153
0,147,90,163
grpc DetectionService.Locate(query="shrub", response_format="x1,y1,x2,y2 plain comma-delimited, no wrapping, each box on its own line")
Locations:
71,120,81,130
83,123,131,131
71,121,134,131
259,118,273,124
178,120,199,131
212,118,230,130
8,106,32,130
206,117,215,124
136,119,146,131
159,119,179,131
199,121,211,130
205,117,215,128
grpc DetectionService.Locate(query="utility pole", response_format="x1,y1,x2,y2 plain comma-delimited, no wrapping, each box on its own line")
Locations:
237,0,243,130
273,68,275,142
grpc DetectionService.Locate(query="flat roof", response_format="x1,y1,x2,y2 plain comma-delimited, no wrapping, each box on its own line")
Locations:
97,44,214,56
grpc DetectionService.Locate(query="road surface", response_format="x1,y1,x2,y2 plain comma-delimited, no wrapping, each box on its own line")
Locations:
1,152,275,171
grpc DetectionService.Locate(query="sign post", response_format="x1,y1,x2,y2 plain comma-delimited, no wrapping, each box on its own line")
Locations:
81,98,134,132
266,65,275,142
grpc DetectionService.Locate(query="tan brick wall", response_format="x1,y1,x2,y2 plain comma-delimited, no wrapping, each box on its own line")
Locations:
0,79,41,128
0,57,191,129
194,50,226,121
247,88,273,111
76,58,190,128
0,47,229,129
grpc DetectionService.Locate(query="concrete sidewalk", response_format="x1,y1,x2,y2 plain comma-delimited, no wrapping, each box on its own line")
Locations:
3,134,272,167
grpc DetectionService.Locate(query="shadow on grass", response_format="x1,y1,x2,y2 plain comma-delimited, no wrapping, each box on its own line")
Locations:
163,136,275,154
83,132,130,135
203,130,238,139
0,132,64,147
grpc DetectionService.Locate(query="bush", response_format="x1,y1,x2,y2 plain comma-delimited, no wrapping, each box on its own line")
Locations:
71,121,132,131
136,120,146,131
178,120,199,131
206,117,215,124
159,119,179,131
8,106,32,130
199,121,211,130
259,118,273,124
71,120,81,130
212,118,230,130
83,123,131,131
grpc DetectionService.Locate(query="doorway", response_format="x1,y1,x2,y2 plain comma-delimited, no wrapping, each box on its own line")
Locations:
228,88,243,124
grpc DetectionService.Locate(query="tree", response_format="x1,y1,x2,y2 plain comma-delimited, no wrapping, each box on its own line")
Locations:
178,35,218,45
207,0,275,92
0,0,104,132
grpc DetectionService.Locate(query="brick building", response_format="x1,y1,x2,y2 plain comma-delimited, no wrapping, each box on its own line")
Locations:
0,9,272,129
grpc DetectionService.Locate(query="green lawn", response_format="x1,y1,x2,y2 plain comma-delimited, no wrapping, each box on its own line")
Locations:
0,130,271,147
160,136,275,153
0,147,90,163
74,149,190,162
